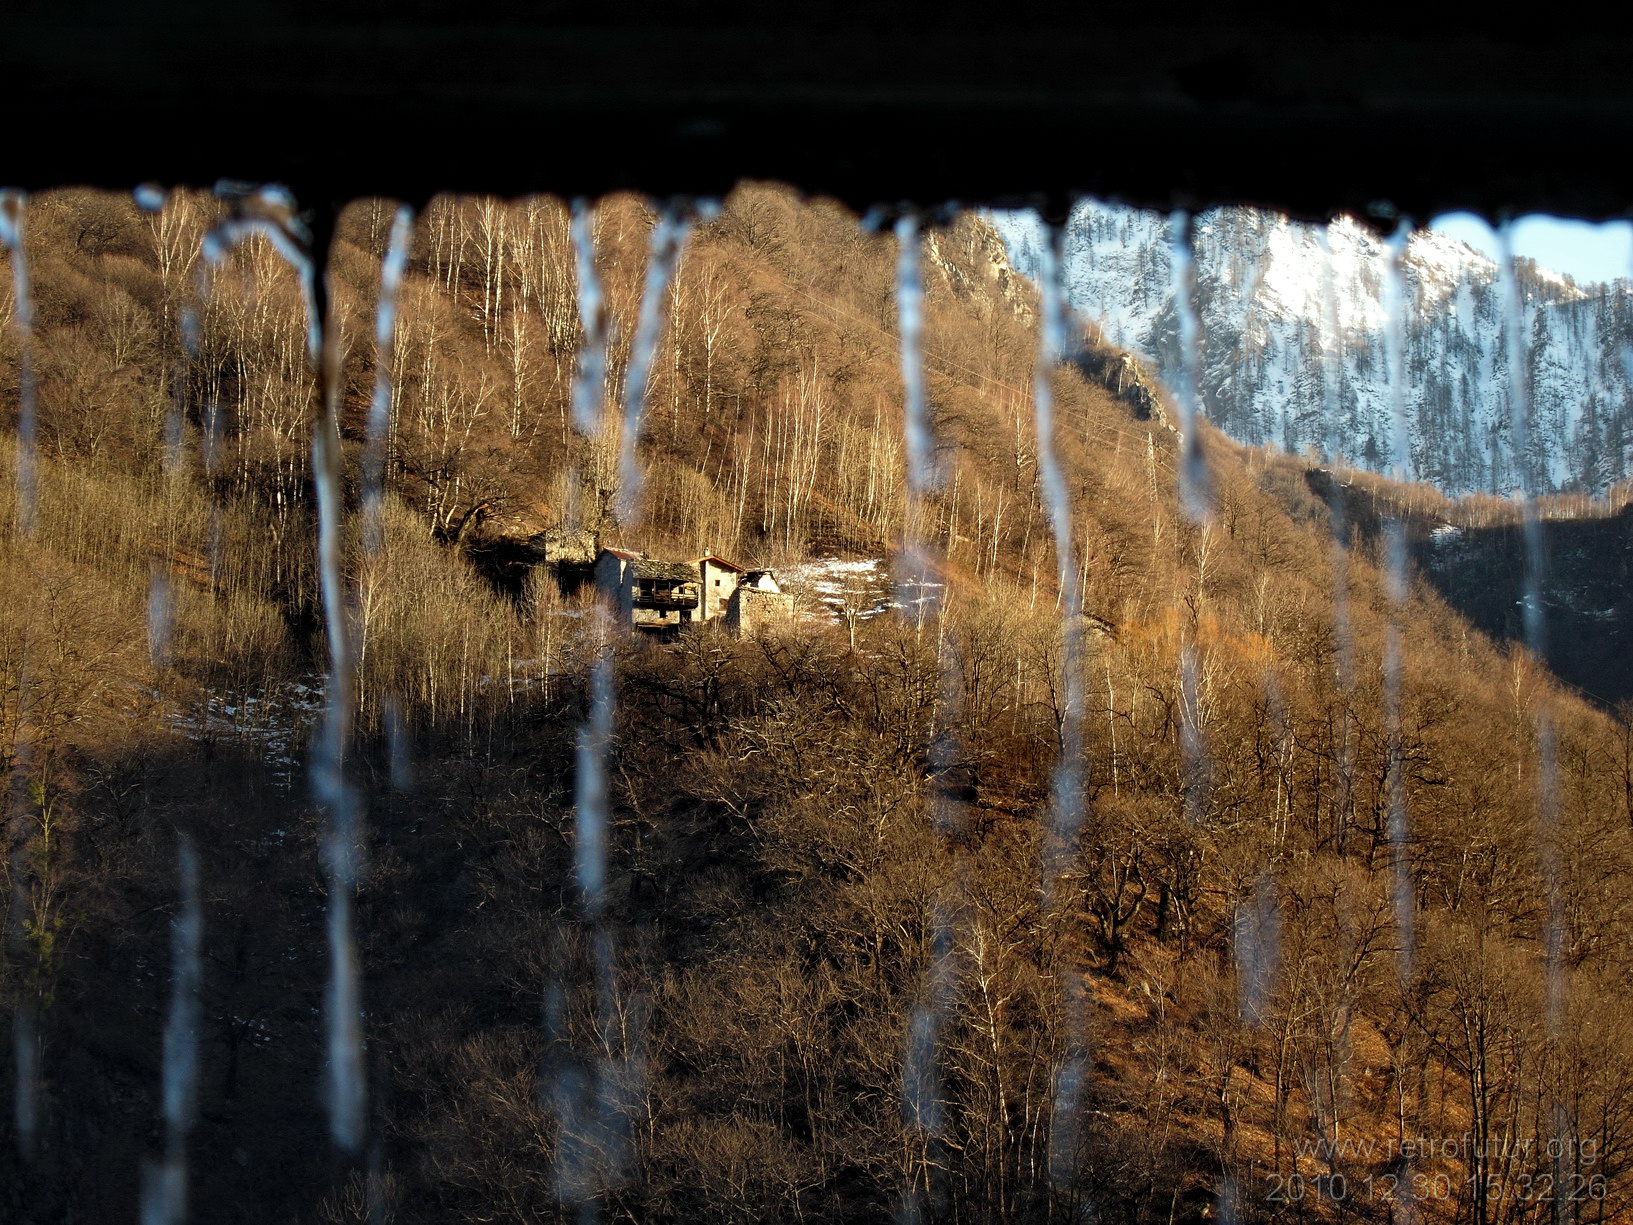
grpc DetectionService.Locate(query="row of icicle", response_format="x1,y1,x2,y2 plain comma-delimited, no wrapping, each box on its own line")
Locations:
0,184,1578,1222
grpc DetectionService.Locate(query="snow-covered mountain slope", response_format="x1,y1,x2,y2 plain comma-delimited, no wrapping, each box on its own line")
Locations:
990,203,1633,496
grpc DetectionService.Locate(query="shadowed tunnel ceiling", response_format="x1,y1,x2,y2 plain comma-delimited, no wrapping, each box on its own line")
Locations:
6,5,1633,226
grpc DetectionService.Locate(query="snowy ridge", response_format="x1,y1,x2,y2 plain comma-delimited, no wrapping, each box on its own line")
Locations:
989,202,1633,495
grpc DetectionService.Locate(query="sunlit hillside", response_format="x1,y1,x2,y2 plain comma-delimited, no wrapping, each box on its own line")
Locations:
1,185,1631,1224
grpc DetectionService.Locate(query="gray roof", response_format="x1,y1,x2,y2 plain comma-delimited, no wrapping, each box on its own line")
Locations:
629,558,699,583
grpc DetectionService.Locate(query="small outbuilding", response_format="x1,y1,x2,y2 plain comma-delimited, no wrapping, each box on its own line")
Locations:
725,570,795,637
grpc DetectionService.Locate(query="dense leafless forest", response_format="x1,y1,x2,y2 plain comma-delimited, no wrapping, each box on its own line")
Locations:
3,184,1633,1224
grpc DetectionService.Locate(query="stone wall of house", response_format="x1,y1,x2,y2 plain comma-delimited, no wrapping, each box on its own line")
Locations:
725,585,796,638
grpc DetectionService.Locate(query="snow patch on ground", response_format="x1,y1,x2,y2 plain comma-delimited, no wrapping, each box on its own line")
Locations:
779,556,943,622
168,676,324,786
781,557,893,620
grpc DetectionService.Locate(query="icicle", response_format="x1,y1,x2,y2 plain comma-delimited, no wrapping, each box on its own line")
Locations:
575,645,613,916
1378,215,1417,1202
897,214,935,495
1383,221,1415,486
133,186,177,663
893,212,944,621
320,876,365,1153
1,190,37,537
543,198,645,1218
547,618,635,1218
145,184,198,668
892,209,960,802
1499,224,1550,656
1623,243,1633,467
1180,643,1210,825
1032,220,1094,1217
140,838,203,1225
1535,717,1564,1020
614,202,692,523
356,207,415,797
1235,197,1295,1021
902,899,953,1131
569,200,608,439
147,565,173,669
1046,983,1089,1203
134,182,167,214
1498,222,1565,1033
291,204,368,1154
312,357,367,1148
1317,227,1355,852
192,189,297,588
383,695,413,792
10,1011,35,1158
362,205,414,554
1,187,41,1154
199,184,367,1150
539,950,577,1198
901,1004,942,1132
1317,226,1347,469
1033,224,1085,891
545,194,666,1208
890,209,964,1225
1167,210,1211,521
1380,220,1417,984
1170,212,1216,833
1232,874,1280,1026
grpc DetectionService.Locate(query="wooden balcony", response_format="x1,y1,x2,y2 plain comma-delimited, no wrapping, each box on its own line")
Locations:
634,587,699,610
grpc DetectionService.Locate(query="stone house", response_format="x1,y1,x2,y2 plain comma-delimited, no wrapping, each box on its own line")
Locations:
594,549,795,637
594,549,702,632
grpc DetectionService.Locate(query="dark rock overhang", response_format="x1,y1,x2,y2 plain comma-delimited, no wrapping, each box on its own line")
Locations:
5,6,1632,228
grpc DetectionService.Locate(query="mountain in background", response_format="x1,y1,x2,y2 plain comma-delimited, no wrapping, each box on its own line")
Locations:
992,202,1633,496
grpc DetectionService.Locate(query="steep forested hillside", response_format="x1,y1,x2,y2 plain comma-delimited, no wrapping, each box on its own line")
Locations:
2,186,1632,1225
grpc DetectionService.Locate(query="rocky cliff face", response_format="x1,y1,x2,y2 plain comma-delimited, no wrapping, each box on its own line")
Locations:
991,203,1633,496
